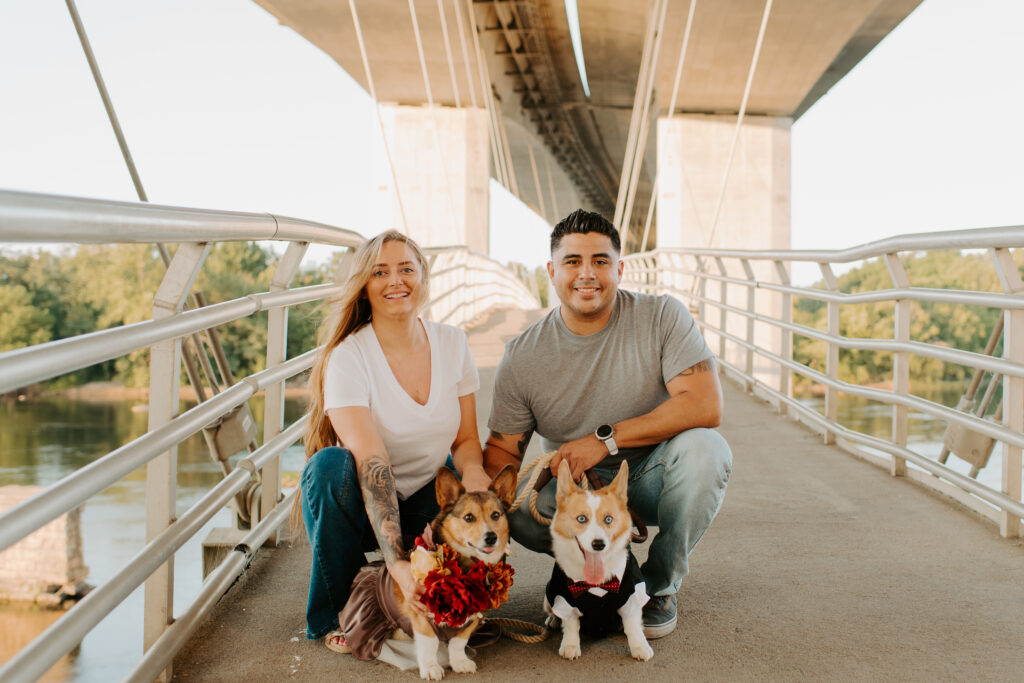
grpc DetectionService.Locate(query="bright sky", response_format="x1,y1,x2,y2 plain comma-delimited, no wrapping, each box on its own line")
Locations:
1,0,1022,276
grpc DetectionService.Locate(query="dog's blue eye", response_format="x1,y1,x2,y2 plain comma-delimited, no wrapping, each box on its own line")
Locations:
463,513,476,523
576,514,587,524
604,515,614,525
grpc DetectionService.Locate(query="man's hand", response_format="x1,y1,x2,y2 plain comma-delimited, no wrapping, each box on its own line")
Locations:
460,463,492,493
549,434,609,482
390,559,429,616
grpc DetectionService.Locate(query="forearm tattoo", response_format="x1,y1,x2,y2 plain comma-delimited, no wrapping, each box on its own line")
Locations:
678,358,714,377
358,454,404,566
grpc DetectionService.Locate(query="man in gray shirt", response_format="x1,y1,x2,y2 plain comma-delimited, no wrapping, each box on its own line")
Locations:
484,209,732,639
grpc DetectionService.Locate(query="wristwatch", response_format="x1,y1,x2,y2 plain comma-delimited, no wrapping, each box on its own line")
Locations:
595,424,618,456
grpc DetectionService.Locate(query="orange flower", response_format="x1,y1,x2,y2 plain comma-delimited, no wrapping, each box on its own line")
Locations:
484,561,515,609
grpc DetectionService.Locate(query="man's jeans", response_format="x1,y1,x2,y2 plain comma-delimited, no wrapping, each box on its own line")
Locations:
300,446,443,640
509,428,732,596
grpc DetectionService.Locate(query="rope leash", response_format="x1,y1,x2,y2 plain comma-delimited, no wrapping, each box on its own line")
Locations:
507,451,592,526
487,617,552,643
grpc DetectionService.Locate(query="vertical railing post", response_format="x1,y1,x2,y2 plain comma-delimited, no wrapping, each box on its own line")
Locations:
145,242,209,682
774,260,792,412
740,259,756,393
819,263,840,445
260,241,309,541
990,247,1023,538
885,253,909,477
695,255,707,324
714,257,728,362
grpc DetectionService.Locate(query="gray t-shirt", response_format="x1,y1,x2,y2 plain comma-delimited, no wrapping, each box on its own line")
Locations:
488,289,712,465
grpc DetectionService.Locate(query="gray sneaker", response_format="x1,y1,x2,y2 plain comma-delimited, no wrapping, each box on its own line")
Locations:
642,594,677,639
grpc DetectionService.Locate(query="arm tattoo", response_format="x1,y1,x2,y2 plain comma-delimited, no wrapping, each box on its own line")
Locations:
678,358,714,377
358,454,404,566
517,429,534,457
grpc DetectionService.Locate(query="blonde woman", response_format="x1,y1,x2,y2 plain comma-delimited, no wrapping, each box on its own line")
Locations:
302,231,490,652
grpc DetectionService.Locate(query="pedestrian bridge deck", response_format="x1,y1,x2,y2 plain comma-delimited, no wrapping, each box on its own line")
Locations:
173,309,1024,681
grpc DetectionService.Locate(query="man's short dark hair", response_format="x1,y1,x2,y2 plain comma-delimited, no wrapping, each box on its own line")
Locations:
550,209,621,254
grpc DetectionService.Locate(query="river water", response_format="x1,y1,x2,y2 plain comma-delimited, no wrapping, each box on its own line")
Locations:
0,387,1009,680
0,395,307,682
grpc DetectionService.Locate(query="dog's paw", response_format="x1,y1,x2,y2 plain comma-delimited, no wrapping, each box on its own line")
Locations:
544,614,562,630
630,641,654,661
450,658,477,674
558,642,581,660
419,663,445,680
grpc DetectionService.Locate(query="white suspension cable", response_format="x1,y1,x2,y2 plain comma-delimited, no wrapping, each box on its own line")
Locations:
527,145,548,221
465,0,510,190
613,0,665,230
620,0,670,251
497,105,521,196
407,0,461,232
437,0,461,108
641,0,698,253
348,0,409,233
705,0,773,248
451,0,478,107
544,152,560,221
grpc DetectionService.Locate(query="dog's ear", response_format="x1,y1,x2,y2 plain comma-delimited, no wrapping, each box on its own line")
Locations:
609,460,629,504
555,459,576,503
435,466,464,509
489,464,518,508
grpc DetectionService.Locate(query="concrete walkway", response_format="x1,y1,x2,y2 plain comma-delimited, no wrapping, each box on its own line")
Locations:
173,309,1024,681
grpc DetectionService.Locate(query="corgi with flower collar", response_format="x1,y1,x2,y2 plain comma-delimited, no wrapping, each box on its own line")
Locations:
337,465,517,680
545,459,653,661
406,465,517,679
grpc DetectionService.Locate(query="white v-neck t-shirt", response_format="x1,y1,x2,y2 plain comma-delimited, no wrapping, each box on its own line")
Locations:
323,320,480,499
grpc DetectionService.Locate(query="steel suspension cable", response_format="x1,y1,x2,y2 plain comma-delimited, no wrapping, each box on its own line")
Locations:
464,0,511,190
451,0,479,107
704,0,773,249
640,0,699,253
613,0,664,230
348,0,410,233
620,0,670,250
407,0,461,230
437,0,462,108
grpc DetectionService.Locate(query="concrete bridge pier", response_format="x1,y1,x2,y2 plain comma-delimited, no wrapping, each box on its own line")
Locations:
657,114,792,392
373,104,490,254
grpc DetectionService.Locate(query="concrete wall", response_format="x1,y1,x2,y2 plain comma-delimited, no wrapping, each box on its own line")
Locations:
373,104,490,255
657,114,792,391
0,486,88,605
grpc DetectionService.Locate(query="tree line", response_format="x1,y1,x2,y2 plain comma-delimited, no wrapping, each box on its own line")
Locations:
1,243,330,389
792,250,1023,390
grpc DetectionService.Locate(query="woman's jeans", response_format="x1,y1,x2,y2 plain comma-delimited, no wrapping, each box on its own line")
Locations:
301,446,445,640
508,428,732,597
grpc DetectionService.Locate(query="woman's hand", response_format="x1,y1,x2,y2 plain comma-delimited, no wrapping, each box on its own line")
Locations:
460,463,492,492
390,559,429,616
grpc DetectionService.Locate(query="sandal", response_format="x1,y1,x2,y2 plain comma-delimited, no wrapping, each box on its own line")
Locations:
325,630,351,654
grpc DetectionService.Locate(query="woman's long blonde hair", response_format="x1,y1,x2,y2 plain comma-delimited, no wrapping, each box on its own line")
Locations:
304,230,431,459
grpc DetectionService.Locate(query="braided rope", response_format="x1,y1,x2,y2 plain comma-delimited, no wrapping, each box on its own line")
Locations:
488,617,553,643
508,452,592,526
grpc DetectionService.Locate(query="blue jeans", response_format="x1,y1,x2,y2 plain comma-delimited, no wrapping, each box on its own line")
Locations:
509,428,732,596
300,446,447,639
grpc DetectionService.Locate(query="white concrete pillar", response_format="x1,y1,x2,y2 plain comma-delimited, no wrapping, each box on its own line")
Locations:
373,105,490,255
657,114,792,391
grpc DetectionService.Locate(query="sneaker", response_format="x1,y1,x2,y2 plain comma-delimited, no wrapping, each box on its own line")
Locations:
642,594,677,639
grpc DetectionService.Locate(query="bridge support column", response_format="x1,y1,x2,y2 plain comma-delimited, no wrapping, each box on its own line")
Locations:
374,104,490,254
657,114,791,392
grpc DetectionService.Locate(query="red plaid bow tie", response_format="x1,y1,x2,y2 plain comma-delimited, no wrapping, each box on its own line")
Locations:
567,577,621,597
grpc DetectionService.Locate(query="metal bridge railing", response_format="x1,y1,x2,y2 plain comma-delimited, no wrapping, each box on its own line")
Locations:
0,188,539,682
622,227,1024,541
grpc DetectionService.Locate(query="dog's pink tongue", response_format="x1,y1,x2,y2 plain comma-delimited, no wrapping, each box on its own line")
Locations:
583,550,605,585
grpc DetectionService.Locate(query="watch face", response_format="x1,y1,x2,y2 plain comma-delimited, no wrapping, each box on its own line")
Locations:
596,424,613,439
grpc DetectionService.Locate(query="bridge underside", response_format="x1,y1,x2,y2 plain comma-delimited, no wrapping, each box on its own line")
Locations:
253,0,922,245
